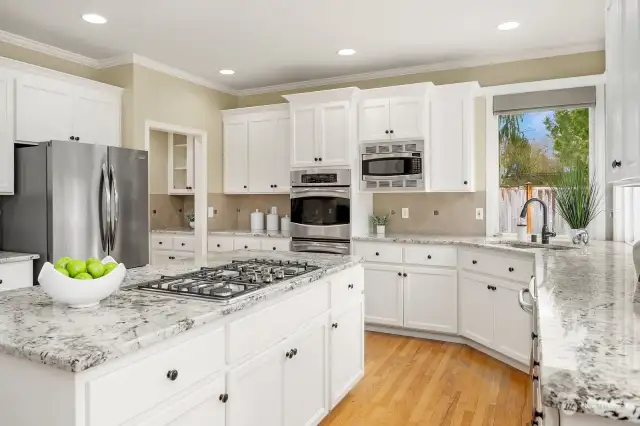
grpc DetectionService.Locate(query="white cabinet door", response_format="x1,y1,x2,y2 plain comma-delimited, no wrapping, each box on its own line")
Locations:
150,251,194,266
359,99,390,141
458,273,494,348
0,70,12,195
284,321,328,426
621,0,640,181
224,119,249,193
430,85,475,191
248,115,277,193
403,266,457,334
227,346,284,426
273,114,291,192
607,0,625,182
15,73,74,142
317,101,350,166
389,97,424,139
492,284,532,365
363,264,403,326
330,302,364,408
291,105,317,168
233,237,262,250
73,86,120,146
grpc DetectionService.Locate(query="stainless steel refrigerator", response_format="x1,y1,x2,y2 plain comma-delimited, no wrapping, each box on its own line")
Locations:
1,140,149,280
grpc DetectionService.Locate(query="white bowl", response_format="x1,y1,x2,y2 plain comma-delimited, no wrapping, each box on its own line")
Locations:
38,257,126,308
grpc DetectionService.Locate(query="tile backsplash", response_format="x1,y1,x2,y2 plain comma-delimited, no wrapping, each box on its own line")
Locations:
149,194,189,229
373,192,486,236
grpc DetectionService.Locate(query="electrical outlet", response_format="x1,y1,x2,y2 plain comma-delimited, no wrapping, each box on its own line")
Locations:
402,208,409,219
476,208,484,220
208,206,214,218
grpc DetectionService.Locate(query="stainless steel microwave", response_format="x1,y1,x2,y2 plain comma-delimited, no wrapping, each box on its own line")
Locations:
360,140,425,191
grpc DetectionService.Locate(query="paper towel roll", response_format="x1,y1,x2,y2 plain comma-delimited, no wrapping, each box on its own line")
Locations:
267,214,279,231
250,209,264,231
280,215,291,232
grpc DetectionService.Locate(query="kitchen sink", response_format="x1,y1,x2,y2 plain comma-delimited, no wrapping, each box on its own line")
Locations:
490,241,578,251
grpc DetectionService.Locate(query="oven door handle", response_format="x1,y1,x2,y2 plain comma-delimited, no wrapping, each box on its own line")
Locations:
362,152,417,160
291,240,350,255
290,187,350,198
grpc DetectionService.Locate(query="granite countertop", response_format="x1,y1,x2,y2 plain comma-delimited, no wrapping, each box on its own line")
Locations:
0,251,362,373
355,232,640,422
151,229,291,238
0,251,40,264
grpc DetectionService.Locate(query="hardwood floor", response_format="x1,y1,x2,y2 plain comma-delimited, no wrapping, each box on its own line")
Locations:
322,332,531,426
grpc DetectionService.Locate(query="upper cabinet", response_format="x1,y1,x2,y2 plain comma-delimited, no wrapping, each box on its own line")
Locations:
0,69,13,195
223,105,290,194
358,84,430,142
607,0,640,183
285,88,358,168
429,82,479,192
168,133,195,195
15,72,121,146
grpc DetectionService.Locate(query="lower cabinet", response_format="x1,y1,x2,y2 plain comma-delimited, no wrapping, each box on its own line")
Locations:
151,250,195,266
330,301,364,408
0,260,34,292
459,272,531,365
403,266,457,333
363,264,403,326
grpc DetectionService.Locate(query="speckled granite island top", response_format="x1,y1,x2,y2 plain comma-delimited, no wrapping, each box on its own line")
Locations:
355,233,640,422
0,251,362,373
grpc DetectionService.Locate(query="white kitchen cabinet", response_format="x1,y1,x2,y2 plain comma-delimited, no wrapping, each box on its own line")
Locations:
458,273,494,348
359,98,390,141
168,133,195,195
316,101,350,166
227,343,285,426
0,260,34,292
233,237,262,250
150,250,194,266
15,72,121,146
429,82,479,192
290,105,317,168
492,283,532,365
389,97,424,140
330,301,364,408
0,69,12,195
403,266,457,334
223,118,249,193
363,264,404,326
260,238,291,252
284,319,328,426
273,114,291,191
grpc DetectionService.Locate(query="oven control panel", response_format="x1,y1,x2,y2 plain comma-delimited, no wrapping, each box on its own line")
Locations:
301,173,337,184
410,155,422,174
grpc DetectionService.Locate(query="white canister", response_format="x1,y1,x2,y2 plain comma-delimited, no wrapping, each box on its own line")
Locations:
280,215,291,232
250,209,264,231
517,224,528,242
266,213,279,231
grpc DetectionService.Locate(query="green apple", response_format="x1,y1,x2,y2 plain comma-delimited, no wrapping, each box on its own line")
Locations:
85,258,100,266
54,256,73,269
54,266,70,277
66,260,87,278
74,272,93,280
103,262,118,275
87,262,105,279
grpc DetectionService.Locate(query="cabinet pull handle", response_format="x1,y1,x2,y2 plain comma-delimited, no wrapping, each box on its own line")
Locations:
217,244,221,248
274,184,277,188
219,394,229,403
69,136,74,140
75,137,80,141
166,369,178,381
612,160,622,168
403,273,407,277
159,241,162,245
463,181,468,185
318,157,323,161
286,351,292,358
273,247,276,250
314,158,318,162
472,260,477,265
244,245,248,249
332,323,338,328
385,130,389,134
348,283,354,289
508,267,514,272
292,348,298,356
181,243,186,246
375,252,379,256
487,285,491,290
397,272,402,277
0,279,3,285
427,255,432,259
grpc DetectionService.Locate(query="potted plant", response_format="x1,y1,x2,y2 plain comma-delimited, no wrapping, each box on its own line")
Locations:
371,213,389,235
552,167,602,243
185,210,195,229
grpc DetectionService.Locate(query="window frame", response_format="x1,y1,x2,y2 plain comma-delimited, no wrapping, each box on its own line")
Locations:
482,75,607,239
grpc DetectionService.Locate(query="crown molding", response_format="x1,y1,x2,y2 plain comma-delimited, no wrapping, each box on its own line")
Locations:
0,29,102,68
235,42,605,97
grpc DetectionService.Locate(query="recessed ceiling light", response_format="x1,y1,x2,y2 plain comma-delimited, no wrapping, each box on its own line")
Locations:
82,13,107,24
219,69,235,75
337,49,357,56
497,21,520,31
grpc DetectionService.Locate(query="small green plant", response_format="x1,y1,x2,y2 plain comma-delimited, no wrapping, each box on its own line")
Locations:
370,214,389,226
184,210,195,222
551,167,602,229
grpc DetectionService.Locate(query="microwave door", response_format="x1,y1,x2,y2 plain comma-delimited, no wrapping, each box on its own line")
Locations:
362,155,422,180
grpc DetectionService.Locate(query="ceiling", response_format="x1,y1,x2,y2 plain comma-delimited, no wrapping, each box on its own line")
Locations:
0,0,605,91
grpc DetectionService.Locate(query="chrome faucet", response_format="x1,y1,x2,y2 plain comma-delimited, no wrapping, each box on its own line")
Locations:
519,198,556,244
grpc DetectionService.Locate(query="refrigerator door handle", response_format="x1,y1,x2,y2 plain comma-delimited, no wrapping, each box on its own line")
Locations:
99,163,111,253
109,164,119,252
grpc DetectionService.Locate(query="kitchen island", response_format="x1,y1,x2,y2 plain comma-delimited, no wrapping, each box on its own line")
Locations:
0,250,364,426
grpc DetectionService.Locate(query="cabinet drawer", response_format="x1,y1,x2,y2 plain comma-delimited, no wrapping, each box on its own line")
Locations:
234,237,262,250
151,250,194,266
260,238,291,252
172,236,195,252
208,236,234,252
87,327,225,426
459,249,533,283
0,261,33,292
330,265,364,309
227,281,329,364
403,245,457,267
151,235,173,250
354,242,403,263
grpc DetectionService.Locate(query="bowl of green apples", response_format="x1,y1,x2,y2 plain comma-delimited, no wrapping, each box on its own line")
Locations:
38,256,126,308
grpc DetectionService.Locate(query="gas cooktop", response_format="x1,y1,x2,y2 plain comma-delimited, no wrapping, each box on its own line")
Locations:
135,258,320,303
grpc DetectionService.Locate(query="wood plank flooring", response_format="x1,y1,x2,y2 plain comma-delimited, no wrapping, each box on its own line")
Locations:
321,331,531,426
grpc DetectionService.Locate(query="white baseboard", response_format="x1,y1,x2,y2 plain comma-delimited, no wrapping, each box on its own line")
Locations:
364,324,528,373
